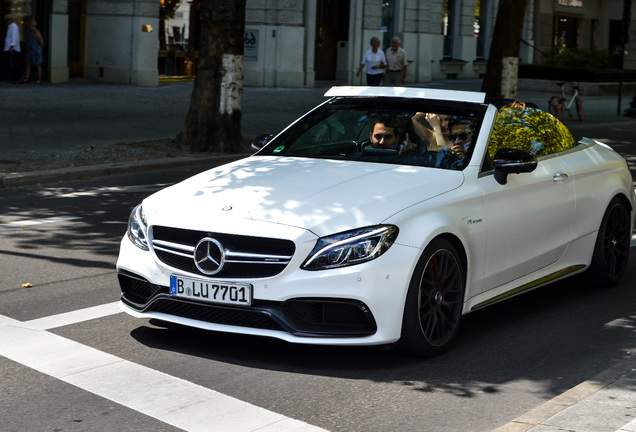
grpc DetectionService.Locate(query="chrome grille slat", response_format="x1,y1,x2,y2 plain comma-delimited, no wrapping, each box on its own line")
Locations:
153,245,194,259
226,251,292,263
150,226,296,278
151,244,292,264
225,259,290,265
153,239,195,253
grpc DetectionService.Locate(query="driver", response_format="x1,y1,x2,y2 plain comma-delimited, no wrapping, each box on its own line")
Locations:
370,120,417,155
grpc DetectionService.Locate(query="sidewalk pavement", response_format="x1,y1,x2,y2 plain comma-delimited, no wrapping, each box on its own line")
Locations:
1,78,636,431
1,77,635,188
494,353,636,432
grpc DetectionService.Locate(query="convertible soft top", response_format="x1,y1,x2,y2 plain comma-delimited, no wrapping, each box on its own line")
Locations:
324,86,487,104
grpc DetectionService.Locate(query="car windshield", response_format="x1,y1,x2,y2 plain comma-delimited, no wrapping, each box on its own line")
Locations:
257,98,487,170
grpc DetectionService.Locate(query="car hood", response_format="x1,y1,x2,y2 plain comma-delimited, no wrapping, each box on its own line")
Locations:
143,156,464,237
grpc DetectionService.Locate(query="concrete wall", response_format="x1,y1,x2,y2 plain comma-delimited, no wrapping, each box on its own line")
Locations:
84,0,159,87
243,0,308,87
49,0,69,84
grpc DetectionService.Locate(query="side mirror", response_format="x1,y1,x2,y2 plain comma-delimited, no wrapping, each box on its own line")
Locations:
493,148,537,185
251,134,274,152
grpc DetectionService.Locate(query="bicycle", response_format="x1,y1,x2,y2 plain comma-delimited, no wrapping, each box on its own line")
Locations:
548,82,584,120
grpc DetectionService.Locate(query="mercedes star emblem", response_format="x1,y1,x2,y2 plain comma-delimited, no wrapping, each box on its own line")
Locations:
194,237,225,275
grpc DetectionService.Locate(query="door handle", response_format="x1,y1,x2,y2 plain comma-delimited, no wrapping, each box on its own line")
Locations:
553,172,569,182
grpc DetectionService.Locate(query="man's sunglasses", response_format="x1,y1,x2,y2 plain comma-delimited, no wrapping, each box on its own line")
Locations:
449,132,470,142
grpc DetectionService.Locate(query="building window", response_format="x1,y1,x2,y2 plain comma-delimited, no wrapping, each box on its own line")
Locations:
382,0,396,51
553,15,580,51
443,0,455,58
557,0,583,6
475,0,487,59
2,0,32,18
609,19,625,67
590,19,598,50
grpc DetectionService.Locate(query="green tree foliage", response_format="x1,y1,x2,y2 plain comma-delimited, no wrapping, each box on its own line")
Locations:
160,0,182,19
488,107,577,158
543,48,615,70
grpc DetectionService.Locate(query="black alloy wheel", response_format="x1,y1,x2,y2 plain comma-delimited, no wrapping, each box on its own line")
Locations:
586,198,631,287
399,238,465,356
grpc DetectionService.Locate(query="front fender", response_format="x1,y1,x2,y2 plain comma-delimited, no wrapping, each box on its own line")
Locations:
384,180,485,300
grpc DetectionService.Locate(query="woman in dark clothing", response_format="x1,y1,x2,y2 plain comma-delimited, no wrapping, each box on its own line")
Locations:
23,18,43,83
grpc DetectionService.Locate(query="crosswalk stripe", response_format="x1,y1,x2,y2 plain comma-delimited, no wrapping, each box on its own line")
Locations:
24,301,121,330
0,216,81,230
0,308,328,432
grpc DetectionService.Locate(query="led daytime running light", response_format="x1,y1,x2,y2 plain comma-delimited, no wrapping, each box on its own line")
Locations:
127,204,149,251
302,225,398,270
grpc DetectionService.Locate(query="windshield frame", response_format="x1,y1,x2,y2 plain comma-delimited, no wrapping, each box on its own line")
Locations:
255,97,488,171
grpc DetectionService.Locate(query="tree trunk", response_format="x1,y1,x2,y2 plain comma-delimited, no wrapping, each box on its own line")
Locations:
175,0,246,153
481,0,528,99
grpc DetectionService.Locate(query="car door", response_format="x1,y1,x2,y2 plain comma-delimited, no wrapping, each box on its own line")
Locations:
477,154,575,291
475,105,579,292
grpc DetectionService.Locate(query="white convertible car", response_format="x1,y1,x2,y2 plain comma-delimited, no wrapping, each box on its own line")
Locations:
117,87,634,356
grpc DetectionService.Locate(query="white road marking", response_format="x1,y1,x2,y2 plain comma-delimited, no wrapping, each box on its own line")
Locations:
0,306,328,432
37,184,169,198
25,302,121,330
0,216,81,230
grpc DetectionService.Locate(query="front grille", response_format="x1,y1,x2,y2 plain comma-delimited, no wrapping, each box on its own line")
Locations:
151,226,296,278
149,298,286,331
283,299,377,335
119,271,168,306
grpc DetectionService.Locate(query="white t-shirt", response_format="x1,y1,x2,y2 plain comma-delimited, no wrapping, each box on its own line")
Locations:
4,22,21,52
361,49,386,75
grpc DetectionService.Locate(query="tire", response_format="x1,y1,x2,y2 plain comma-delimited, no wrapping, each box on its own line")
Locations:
549,96,564,119
576,98,584,121
399,238,465,356
585,198,631,287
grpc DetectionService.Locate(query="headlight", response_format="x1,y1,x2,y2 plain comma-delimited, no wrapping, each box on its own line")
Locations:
301,225,398,270
127,204,149,251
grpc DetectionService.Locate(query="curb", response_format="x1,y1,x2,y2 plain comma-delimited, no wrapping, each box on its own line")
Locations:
0,154,249,188
493,350,636,432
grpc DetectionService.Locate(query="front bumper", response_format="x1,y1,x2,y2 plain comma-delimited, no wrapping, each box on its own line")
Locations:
116,232,420,346
119,270,377,337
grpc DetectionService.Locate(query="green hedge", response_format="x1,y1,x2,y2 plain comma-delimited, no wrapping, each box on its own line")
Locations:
520,48,636,82
519,64,636,82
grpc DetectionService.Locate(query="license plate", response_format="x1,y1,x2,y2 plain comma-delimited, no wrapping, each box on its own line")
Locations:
170,275,252,306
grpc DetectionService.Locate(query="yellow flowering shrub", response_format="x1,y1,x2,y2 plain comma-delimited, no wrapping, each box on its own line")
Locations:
488,107,577,158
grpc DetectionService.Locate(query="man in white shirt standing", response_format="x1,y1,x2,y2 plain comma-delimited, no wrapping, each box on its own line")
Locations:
4,14,22,83
385,36,408,86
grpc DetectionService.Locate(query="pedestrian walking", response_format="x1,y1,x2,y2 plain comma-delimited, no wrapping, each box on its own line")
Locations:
22,18,43,83
3,13,22,83
355,36,386,86
385,36,408,86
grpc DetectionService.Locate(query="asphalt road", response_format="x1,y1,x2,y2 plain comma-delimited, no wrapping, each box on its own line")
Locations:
1,163,636,432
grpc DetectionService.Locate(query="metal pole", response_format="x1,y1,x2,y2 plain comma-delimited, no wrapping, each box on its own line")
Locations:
619,0,632,116
618,54,624,117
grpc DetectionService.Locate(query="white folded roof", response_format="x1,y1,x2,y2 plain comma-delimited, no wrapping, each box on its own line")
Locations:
324,86,486,104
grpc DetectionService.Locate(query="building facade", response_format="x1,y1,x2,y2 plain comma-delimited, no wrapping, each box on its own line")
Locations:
2,0,159,86
1,0,634,87
534,0,634,66
242,0,512,87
